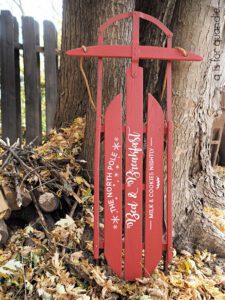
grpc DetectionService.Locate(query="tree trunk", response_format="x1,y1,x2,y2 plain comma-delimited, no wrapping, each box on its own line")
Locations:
55,0,135,178
220,126,225,165
167,0,225,254
55,0,225,255
219,92,225,166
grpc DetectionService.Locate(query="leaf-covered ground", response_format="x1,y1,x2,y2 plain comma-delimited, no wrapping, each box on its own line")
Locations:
1,211,225,299
0,118,225,299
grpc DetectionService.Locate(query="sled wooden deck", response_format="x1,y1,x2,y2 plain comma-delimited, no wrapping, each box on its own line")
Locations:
67,11,202,280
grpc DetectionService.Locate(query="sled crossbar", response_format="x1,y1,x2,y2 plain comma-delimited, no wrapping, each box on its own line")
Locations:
67,11,202,280
67,45,202,61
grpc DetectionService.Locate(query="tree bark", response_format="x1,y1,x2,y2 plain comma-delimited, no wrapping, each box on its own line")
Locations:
168,0,225,254
220,127,225,165
55,0,225,255
219,92,225,165
55,0,135,178
136,0,177,110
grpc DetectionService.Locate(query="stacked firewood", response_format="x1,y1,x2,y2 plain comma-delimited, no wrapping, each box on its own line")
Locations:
0,117,91,245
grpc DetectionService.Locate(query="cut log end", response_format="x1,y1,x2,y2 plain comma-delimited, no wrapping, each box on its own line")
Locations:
2,180,32,211
38,192,59,212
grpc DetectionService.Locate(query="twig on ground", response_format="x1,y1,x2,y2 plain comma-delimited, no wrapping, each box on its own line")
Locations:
22,256,27,300
0,140,32,172
29,190,51,240
14,165,23,207
69,201,78,217
0,141,19,172
20,166,46,188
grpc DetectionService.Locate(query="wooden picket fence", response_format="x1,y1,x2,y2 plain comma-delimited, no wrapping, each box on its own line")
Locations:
0,10,58,144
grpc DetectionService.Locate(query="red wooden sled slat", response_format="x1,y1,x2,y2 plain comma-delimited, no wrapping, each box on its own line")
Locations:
104,94,123,277
125,66,143,280
145,94,164,275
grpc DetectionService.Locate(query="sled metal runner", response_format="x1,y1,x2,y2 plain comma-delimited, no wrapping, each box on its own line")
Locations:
67,11,202,281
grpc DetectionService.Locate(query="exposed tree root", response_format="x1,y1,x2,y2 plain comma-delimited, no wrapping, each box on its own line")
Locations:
192,171,225,210
174,171,225,256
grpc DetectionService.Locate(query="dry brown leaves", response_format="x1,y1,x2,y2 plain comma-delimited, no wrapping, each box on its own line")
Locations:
0,202,225,299
0,119,225,299
34,117,85,161
204,207,225,235
214,166,225,184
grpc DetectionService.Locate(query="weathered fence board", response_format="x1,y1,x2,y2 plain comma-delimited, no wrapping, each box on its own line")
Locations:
22,17,42,144
0,10,58,144
44,21,58,134
14,17,22,141
0,11,21,143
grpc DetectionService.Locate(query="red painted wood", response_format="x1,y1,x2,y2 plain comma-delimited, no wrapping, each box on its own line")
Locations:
104,94,123,277
145,94,164,275
93,34,103,259
66,10,202,279
125,66,143,280
137,12,172,36
100,12,133,33
99,11,172,36
100,240,168,252
66,45,202,62
167,121,173,264
166,37,173,266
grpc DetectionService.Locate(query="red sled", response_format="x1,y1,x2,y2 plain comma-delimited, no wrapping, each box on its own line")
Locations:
67,11,202,280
